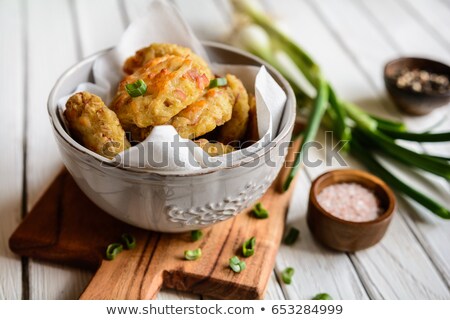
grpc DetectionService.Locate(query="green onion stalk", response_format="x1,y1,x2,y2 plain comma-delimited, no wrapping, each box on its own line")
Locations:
230,0,450,219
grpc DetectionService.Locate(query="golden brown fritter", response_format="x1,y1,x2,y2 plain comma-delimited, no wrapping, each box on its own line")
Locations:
195,138,234,156
218,74,250,144
110,55,212,128
169,86,234,139
123,43,214,80
64,92,130,158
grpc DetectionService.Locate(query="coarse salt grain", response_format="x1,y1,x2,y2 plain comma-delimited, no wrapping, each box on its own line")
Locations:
317,182,381,222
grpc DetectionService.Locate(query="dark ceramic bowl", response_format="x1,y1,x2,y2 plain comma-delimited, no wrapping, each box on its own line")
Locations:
307,169,396,252
384,57,450,115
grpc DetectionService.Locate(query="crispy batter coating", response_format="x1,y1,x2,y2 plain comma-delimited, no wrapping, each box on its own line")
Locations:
110,55,212,128
169,87,234,139
195,139,234,156
64,92,130,158
218,74,250,144
124,43,214,79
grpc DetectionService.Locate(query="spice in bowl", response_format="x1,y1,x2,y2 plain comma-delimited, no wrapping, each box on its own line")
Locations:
316,182,382,222
393,68,449,94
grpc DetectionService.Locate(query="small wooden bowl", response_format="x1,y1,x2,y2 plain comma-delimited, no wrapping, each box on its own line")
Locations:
307,169,396,252
384,57,450,115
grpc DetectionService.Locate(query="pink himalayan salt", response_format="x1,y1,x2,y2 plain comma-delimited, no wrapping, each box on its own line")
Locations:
317,182,381,222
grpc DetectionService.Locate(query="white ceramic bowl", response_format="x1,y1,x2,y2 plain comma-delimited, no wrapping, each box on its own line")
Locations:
47,42,296,232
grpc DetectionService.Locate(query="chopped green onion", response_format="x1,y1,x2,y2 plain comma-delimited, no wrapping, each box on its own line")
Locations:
106,243,123,260
283,227,300,245
184,248,202,261
312,293,333,300
125,79,147,97
191,230,203,241
242,237,256,257
229,256,246,273
252,202,269,219
120,233,136,250
281,267,295,284
209,77,228,88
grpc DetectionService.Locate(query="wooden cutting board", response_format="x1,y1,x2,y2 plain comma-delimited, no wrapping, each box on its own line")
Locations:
9,140,300,300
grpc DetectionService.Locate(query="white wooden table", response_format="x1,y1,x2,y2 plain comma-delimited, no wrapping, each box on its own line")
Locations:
1,0,449,300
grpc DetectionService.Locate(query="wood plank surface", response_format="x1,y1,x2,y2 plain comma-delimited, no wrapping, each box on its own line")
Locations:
25,0,93,300
1,0,449,300
266,0,450,298
0,0,25,300
314,0,450,290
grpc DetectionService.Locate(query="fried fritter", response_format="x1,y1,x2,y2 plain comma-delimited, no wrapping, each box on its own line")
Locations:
124,43,214,80
195,139,234,156
64,92,130,158
218,74,250,144
169,86,234,139
110,55,211,128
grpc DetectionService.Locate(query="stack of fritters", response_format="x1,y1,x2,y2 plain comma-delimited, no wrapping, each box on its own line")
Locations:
64,44,254,159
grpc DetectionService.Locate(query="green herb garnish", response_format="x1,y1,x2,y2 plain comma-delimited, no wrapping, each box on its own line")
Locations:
312,293,333,300
252,202,269,219
106,243,123,260
184,248,202,261
242,237,256,257
121,233,136,249
209,77,227,88
283,227,300,245
281,267,295,284
229,256,246,273
191,230,203,241
125,79,147,97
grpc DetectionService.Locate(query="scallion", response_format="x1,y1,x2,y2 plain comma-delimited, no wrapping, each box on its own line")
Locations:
283,227,300,245
229,256,246,273
120,233,136,250
242,237,256,257
281,267,295,284
252,202,269,219
209,78,227,88
125,79,147,97
231,0,450,220
106,243,123,260
191,230,203,241
184,248,202,261
312,293,333,300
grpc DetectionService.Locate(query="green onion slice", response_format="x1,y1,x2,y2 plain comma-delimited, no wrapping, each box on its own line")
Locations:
283,227,300,245
191,230,203,242
312,293,333,300
281,267,295,284
229,256,246,273
184,248,202,261
209,77,227,88
252,202,269,219
106,243,123,260
121,233,136,249
242,237,256,257
125,79,147,97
